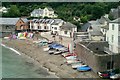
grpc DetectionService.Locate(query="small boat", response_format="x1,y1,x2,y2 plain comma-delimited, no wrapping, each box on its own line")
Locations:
48,50,55,54
61,53,69,57
66,56,77,60
54,51,62,55
4,37,9,39
43,47,50,51
77,66,91,71
72,63,87,69
66,60,81,65
64,53,77,58
110,74,120,79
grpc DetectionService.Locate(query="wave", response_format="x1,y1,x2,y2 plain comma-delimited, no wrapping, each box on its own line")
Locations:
0,43,21,55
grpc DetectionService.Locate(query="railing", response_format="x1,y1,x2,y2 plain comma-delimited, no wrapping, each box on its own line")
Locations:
104,47,115,55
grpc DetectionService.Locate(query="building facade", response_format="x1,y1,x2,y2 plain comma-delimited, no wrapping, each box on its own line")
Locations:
106,18,120,54
30,7,58,18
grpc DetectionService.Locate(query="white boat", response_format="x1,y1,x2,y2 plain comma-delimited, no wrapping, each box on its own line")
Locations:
66,56,77,60
43,47,50,51
71,63,87,69
110,74,120,79
48,50,55,54
66,60,80,65
61,53,69,57
54,51,62,55
4,37,9,39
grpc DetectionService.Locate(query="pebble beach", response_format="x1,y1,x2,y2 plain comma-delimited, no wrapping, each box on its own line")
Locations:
2,34,99,78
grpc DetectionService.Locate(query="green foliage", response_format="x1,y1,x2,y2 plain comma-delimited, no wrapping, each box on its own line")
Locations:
8,5,20,17
81,16,88,23
2,2,119,22
92,6,105,19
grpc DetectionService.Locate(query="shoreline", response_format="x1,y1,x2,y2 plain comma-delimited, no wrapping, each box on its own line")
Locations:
1,42,59,78
2,39,98,78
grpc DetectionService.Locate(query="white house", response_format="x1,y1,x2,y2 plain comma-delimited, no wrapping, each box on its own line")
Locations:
30,7,58,18
59,22,77,38
105,18,120,54
0,7,8,13
29,19,54,31
51,19,64,35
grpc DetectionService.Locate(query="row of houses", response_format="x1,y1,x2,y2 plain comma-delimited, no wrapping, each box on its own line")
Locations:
0,18,77,38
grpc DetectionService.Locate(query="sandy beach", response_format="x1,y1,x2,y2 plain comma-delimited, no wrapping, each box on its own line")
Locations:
2,37,99,78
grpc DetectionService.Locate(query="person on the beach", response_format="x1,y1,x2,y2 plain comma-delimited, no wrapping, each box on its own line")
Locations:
59,36,63,44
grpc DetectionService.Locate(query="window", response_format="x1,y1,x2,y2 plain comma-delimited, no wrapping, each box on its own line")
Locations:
44,26,47,29
107,61,114,69
6,26,9,29
31,26,33,29
64,31,67,34
54,27,57,30
112,24,114,30
112,35,114,43
38,26,41,29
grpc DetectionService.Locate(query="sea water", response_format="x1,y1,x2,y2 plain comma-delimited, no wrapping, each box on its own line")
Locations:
1,45,57,78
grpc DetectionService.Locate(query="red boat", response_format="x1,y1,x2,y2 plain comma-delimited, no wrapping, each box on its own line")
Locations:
64,53,77,58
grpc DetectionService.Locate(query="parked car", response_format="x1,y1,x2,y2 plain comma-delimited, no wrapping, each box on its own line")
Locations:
98,70,116,79
110,73,120,79
77,66,91,72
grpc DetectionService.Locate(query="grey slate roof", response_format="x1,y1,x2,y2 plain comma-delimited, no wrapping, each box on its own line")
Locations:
98,16,110,24
110,18,120,23
61,22,77,30
47,7,54,11
81,20,101,32
0,18,19,25
52,19,63,25
31,9,43,15
21,18,28,23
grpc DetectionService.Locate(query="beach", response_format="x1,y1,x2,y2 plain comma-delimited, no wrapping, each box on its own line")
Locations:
2,36,99,78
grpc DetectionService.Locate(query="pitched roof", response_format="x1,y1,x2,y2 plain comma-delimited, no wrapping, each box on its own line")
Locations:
46,7,54,11
31,9,43,15
52,19,63,25
21,18,28,23
61,22,77,30
0,18,19,25
110,18,120,23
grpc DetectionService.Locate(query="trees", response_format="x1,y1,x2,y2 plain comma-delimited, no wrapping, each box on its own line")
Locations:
8,5,20,17
91,6,105,19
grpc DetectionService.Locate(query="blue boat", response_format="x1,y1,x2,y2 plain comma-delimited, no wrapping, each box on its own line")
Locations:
77,66,91,71
49,43,64,49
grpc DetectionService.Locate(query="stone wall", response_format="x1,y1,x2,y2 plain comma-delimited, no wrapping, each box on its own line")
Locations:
75,42,120,73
